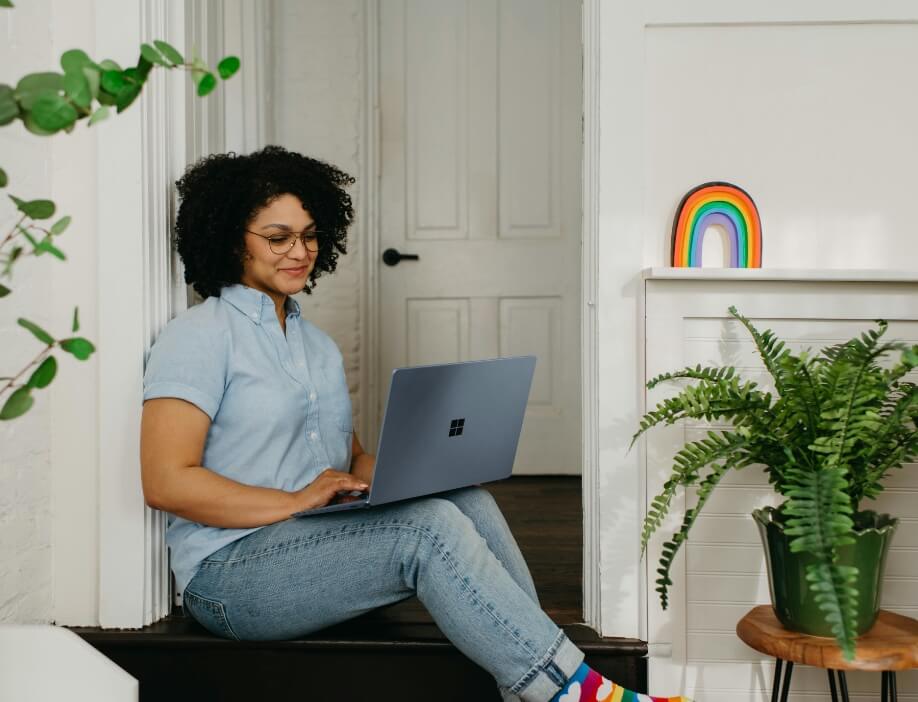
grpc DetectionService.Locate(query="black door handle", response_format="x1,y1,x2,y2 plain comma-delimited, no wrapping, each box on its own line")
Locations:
382,248,420,266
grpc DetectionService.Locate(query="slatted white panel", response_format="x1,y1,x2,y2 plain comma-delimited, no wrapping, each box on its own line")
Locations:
499,0,562,238
643,274,918,702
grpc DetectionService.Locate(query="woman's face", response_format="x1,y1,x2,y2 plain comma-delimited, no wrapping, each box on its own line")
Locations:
241,193,318,302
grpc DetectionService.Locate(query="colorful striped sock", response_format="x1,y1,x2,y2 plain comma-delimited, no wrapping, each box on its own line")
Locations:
549,662,690,702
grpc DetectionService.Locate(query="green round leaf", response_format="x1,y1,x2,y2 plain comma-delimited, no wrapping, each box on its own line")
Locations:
0,84,18,126
15,72,65,109
154,40,184,66
50,215,71,235
196,72,217,97
88,105,110,126
0,387,34,421
60,337,95,360
60,49,93,74
217,56,240,80
0,167,7,188
98,59,122,72
22,111,55,135
0,0,15,8
18,318,55,345
27,356,57,389
82,66,100,100
0,283,10,298
31,93,78,132
101,70,127,95
115,84,141,113
9,195,55,220
140,43,170,67
63,70,92,109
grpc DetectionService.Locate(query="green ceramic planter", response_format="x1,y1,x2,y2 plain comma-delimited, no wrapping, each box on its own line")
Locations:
753,506,898,637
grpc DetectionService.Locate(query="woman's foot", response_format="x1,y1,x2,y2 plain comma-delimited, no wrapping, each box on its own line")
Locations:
550,663,690,702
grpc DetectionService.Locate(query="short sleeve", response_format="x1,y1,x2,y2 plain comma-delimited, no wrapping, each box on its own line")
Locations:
143,312,227,420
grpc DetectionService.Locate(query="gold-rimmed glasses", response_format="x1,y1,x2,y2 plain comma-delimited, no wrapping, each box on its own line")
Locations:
245,228,322,255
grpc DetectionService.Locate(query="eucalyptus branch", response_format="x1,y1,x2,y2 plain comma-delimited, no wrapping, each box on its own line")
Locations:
0,344,52,397
0,213,27,252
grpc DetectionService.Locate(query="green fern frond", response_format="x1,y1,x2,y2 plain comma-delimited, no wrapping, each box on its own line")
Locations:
641,431,750,554
654,459,734,609
729,306,792,394
806,562,859,661
646,364,737,390
632,377,770,447
782,464,858,657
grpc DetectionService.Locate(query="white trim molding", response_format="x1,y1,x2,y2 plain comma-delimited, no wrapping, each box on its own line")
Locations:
97,0,187,628
361,0,382,450
580,0,601,635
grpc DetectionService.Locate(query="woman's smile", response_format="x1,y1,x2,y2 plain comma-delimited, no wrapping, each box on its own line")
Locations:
279,265,309,277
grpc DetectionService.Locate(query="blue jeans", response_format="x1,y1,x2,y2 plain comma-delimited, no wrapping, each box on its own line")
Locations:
182,487,584,701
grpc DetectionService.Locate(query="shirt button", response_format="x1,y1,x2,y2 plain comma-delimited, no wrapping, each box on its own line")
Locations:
297,360,305,367
309,391,317,401
309,431,318,441
250,312,258,320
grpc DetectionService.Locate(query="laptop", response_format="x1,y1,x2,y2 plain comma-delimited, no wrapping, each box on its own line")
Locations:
292,355,536,517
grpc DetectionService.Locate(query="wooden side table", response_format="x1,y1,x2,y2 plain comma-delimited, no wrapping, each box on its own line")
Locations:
737,605,918,702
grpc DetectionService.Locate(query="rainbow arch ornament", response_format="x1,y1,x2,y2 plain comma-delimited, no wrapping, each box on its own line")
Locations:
671,182,762,268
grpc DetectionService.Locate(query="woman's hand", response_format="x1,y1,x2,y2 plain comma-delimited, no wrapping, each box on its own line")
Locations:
290,468,369,513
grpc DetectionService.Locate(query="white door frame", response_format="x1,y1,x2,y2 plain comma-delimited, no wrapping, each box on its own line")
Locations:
360,0,602,631
99,0,603,633
97,0,187,627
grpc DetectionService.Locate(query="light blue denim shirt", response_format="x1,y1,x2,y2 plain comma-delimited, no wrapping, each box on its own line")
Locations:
142,283,353,593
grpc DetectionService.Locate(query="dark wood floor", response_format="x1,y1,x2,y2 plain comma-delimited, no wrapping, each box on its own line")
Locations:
364,475,583,625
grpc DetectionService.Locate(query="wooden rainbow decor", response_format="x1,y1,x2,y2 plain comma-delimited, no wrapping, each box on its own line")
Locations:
671,182,762,268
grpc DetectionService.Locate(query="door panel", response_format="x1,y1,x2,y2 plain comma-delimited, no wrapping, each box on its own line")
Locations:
380,0,581,474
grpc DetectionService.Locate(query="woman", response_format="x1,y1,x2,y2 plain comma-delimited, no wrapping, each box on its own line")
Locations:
140,146,686,702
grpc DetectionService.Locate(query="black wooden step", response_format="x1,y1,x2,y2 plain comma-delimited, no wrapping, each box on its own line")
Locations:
71,614,647,702
70,477,647,700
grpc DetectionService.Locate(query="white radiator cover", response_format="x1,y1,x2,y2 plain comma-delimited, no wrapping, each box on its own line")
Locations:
641,268,918,702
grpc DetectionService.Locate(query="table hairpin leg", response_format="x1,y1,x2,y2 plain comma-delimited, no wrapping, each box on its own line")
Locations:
771,659,794,702
826,670,850,702
827,669,838,702
881,671,898,702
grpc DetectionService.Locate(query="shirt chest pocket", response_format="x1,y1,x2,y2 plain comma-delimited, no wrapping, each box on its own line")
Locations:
316,362,353,433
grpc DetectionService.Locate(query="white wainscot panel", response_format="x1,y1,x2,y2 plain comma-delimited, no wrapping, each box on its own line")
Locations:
406,0,467,238
498,296,561,408
407,298,469,365
498,0,561,239
642,272,918,701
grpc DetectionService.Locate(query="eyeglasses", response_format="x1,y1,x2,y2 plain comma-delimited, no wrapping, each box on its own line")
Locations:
245,229,322,255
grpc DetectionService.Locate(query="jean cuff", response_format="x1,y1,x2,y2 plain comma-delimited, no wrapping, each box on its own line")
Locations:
511,630,585,702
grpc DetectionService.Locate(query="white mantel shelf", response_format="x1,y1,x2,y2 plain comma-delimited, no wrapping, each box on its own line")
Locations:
643,267,918,283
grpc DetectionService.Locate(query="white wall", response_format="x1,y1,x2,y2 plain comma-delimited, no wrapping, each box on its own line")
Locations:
596,0,918,644
271,0,368,433
0,0,99,625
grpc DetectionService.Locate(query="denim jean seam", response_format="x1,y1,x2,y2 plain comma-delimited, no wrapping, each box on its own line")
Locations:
199,520,541,661
508,628,567,695
183,588,241,641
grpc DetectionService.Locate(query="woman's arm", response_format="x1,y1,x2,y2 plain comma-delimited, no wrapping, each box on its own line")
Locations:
141,398,368,528
349,432,376,486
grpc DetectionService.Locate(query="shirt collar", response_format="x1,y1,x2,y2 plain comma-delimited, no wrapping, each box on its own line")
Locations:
219,284,301,325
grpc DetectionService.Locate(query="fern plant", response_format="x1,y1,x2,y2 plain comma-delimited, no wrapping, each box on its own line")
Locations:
634,306,918,659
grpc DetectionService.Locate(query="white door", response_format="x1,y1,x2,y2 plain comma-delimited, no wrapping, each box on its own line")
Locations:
379,0,582,474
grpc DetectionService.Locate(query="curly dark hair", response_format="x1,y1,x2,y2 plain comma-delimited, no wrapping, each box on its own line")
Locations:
174,145,355,299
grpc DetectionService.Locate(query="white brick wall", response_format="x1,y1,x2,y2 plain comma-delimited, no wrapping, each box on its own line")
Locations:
271,0,366,430
0,0,55,623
